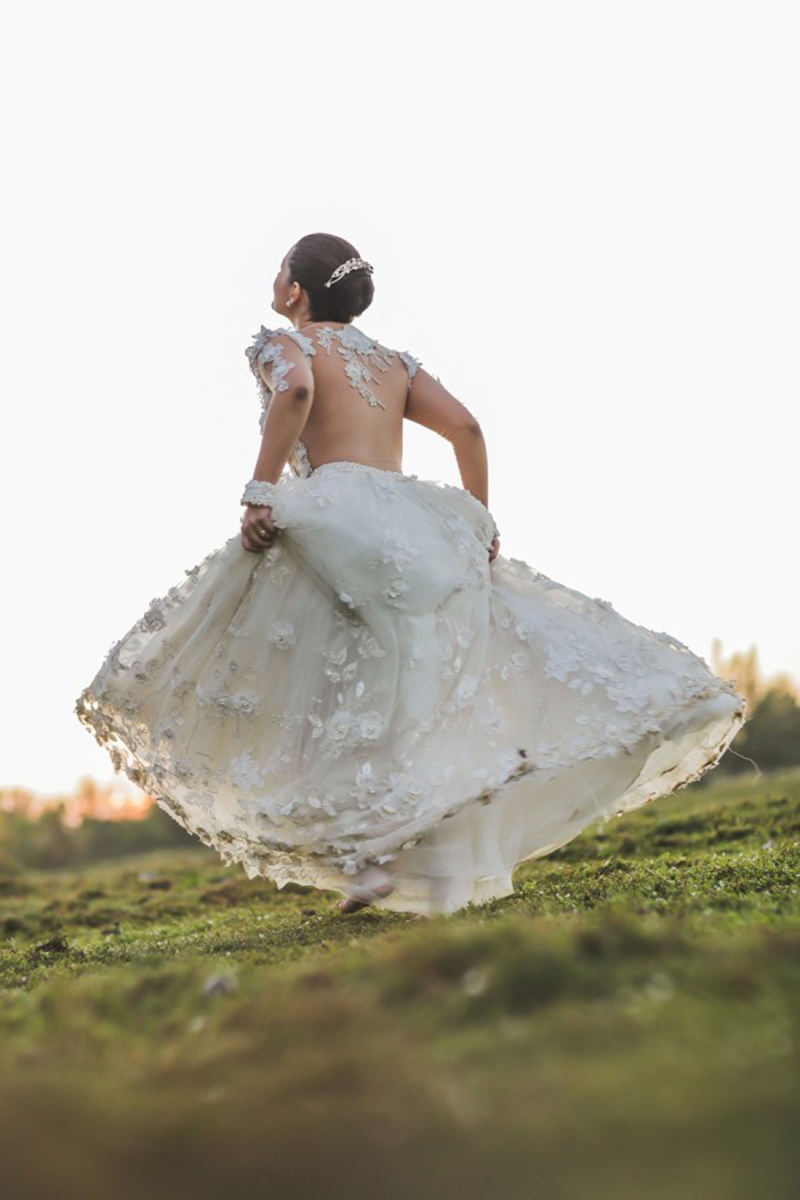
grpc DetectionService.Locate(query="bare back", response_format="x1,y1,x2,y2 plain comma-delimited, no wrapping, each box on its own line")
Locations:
301,322,411,472
244,320,481,479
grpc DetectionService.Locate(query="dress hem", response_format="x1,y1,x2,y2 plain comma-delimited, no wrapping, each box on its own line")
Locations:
114,688,747,917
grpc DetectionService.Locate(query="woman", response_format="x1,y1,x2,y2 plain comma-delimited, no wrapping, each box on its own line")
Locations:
75,232,748,917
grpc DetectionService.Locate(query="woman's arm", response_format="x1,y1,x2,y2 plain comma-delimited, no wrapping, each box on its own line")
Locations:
404,367,489,507
405,366,499,558
448,422,489,510
251,337,315,483
250,385,314,483
241,334,314,553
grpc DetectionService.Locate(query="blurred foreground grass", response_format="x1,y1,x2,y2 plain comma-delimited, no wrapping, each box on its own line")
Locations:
1,767,798,1200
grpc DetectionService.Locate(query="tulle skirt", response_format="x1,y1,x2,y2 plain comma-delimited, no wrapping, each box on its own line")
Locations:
75,460,747,915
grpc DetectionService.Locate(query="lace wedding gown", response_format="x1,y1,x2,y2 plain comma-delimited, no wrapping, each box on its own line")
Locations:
75,323,748,915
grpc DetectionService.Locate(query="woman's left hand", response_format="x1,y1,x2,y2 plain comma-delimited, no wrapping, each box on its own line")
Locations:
241,504,277,553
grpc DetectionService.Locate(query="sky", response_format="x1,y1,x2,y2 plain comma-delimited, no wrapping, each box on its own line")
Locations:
1,1,797,796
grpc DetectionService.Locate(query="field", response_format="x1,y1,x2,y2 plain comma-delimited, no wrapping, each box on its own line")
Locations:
1,767,797,1200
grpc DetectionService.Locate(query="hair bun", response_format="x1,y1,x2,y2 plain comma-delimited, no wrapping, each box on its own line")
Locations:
289,234,376,323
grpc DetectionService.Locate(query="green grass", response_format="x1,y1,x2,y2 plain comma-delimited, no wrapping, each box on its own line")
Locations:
1,767,797,1200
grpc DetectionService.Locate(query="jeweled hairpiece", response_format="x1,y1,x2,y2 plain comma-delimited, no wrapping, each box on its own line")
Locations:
324,257,374,288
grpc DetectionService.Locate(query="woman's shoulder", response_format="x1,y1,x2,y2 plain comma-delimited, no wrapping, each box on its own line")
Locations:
341,324,423,380
395,346,422,381
244,325,317,376
245,320,423,387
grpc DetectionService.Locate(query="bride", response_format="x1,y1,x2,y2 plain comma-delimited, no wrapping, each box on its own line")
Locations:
75,231,748,917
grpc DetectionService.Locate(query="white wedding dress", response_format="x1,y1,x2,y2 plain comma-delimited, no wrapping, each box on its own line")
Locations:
75,322,748,915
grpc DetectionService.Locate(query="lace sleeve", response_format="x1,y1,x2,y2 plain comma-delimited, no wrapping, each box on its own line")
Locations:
245,325,317,434
397,349,422,393
245,327,300,393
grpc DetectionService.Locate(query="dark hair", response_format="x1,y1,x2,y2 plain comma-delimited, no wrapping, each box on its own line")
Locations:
288,232,375,322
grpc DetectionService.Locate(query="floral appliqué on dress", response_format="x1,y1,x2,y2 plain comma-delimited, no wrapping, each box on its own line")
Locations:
244,322,422,479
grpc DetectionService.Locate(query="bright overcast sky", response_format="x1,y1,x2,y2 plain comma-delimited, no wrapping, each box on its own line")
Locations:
2,1,797,795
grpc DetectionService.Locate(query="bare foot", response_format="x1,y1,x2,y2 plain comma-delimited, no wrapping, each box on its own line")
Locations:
336,865,395,914
336,895,373,914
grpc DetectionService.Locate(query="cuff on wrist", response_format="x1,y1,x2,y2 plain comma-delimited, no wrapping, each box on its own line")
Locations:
241,478,278,506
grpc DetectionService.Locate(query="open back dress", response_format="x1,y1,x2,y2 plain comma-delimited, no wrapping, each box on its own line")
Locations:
75,321,748,915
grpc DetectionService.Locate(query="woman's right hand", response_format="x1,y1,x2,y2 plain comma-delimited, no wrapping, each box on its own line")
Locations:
488,533,500,563
241,504,278,553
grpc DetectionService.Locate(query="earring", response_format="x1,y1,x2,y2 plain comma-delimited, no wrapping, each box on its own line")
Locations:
287,298,294,306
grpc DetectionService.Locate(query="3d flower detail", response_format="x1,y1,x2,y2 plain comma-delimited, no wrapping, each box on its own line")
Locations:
326,710,353,741
268,621,296,648
228,747,265,792
358,711,385,740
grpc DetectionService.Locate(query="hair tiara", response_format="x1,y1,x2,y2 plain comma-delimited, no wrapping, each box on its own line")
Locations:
324,257,374,288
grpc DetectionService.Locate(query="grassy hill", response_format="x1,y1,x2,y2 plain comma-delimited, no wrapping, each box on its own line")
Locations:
1,767,797,1200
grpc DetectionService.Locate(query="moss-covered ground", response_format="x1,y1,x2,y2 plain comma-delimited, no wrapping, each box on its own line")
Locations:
1,767,797,1199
